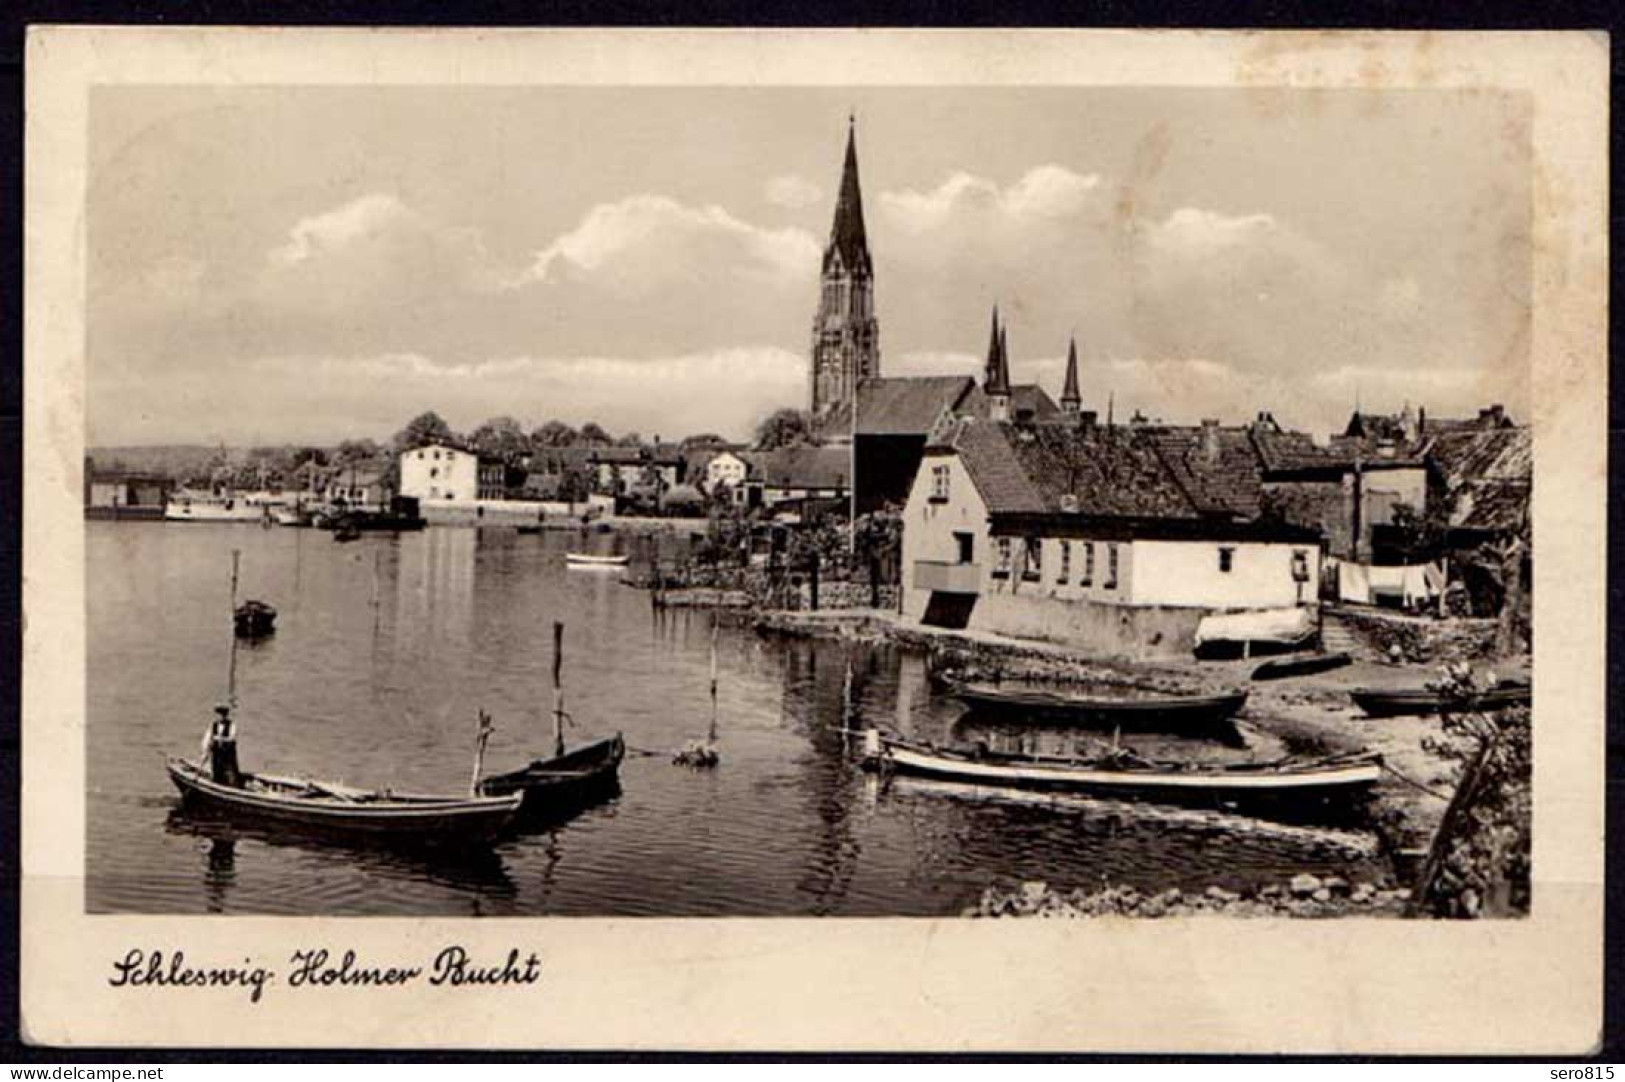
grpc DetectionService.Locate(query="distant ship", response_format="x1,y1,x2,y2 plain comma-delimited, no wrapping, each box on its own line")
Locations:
164,489,286,523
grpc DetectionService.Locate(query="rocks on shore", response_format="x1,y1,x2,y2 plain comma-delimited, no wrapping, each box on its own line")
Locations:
966,878,1413,919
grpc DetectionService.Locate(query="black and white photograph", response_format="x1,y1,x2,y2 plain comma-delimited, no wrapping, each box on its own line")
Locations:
21,28,1606,1051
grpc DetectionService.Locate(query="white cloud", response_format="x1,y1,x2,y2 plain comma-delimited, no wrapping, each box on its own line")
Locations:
516,195,819,289
1141,207,1281,257
764,174,823,209
879,165,1101,233
271,193,416,266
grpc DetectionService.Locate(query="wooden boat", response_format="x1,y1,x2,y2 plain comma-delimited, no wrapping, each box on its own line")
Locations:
233,600,277,640
1251,652,1352,682
516,523,543,535
169,549,520,849
1350,680,1531,718
479,735,625,815
859,730,1382,805
332,521,362,543
166,757,521,844
944,679,1247,729
565,552,629,568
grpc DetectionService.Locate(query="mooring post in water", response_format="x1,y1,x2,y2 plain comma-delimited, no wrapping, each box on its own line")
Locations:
552,620,566,758
370,550,381,638
708,613,719,743
470,709,493,797
809,553,820,611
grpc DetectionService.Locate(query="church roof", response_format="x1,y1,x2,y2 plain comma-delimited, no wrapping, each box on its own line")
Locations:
823,376,977,436
824,121,871,275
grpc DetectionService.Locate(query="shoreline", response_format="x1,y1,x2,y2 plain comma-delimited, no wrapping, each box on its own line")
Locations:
749,605,1527,886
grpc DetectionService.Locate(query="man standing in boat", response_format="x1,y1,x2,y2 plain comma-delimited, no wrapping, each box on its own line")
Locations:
201,704,242,787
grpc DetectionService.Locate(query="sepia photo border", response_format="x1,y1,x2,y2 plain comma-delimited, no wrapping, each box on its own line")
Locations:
21,27,1608,1052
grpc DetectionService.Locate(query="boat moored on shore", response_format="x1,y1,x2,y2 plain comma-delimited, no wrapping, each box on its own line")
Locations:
859,729,1382,812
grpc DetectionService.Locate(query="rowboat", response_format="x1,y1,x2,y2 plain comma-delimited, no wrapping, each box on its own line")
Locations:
472,622,624,820
859,730,1382,807
944,679,1247,729
1251,652,1352,682
478,734,625,817
565,552,629,568
166,757,522,845
233,600,277,640
1350,680,1531,718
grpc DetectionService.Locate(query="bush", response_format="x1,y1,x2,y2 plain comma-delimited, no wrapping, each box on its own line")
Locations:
1414,662,1532,918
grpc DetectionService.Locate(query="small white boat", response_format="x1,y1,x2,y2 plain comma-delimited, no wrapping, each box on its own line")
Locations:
565,552,630,569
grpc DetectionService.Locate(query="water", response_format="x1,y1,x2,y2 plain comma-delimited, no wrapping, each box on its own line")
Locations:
87,521,1386,916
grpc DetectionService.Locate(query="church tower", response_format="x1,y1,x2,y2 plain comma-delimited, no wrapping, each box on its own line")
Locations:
809,117,880,418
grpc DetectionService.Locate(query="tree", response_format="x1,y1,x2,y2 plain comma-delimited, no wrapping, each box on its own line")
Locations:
578,422,614,447
531,420,578,448
393,411,455,452
469,416,529,462
332,439,379,465
754,408,813,451
616,431,644,447
682,432,729,450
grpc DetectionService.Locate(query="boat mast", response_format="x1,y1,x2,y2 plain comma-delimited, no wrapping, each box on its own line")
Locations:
552,620,566,758
226,549,241,708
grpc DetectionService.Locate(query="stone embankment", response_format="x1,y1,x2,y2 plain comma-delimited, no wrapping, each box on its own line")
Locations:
968,876,1412,919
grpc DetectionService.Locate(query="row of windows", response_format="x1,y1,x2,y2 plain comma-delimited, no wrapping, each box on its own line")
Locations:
989,538,1314,587
993,537,1119,590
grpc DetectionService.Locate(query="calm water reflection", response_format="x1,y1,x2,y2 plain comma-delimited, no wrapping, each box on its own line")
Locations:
88,522,1385,916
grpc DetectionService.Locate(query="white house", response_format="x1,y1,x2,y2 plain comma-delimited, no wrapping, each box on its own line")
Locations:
902,417,1322,659
399,443,479,502
703,450,750,494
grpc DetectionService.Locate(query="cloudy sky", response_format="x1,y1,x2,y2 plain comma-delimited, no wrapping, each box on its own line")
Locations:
87,85,1531,447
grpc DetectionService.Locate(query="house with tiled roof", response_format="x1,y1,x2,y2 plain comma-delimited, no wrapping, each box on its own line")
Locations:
901,416,1321,658
738,446,852,522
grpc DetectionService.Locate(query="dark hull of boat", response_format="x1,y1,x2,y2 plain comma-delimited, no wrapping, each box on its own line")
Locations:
479,734,625,819
1350,683,1531,718
947,682,1247,730
1251,652,1352,682
166,759,520,846
863,737,1381,812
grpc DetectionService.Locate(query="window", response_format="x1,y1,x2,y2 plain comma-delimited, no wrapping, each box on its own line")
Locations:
1059,541,1071,583
993,537,1012,579
1082,542,1095,586
1022,538,1043,582
930,464,950,503
954,532,974,564
1291,549,1311,583
1105,544,1119,590
1218,546,1235,573
430,467,439,479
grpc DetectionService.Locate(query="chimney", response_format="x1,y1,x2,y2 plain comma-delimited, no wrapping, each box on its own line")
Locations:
1200,418,1221,463
1417,407,1426,436
1399,402,1418,444
1478,404,1506,427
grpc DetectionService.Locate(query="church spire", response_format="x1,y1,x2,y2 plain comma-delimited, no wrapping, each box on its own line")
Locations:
984,305,1002,389
808,116,880,418
826,115,870,275
1061,336,1081,416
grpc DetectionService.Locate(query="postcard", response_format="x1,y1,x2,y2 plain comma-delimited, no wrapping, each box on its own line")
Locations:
22,27,1607,1051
